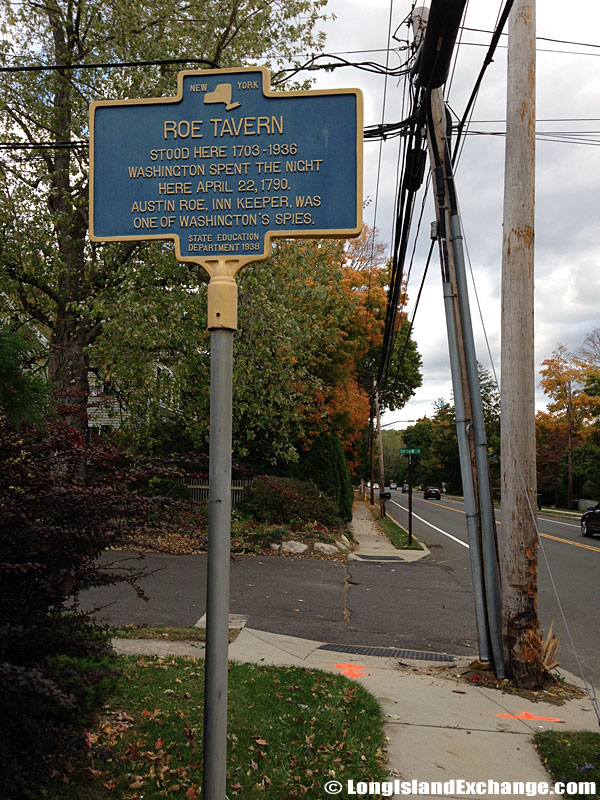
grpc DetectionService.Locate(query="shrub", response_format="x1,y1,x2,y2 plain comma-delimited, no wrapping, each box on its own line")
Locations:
294,432,354,522
0,414,206,798
237,476,344,529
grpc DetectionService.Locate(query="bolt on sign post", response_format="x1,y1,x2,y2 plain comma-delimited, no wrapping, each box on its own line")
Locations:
399,448,420,545
89,66,363,799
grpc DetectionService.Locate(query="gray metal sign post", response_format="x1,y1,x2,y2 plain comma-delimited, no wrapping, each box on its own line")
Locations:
90,66,362,798
400,448,420,546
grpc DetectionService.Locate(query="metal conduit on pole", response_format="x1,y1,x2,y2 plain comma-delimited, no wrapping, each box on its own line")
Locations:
412,5,506,673
440,262,492,662
424,87,492,664
449,214,505,676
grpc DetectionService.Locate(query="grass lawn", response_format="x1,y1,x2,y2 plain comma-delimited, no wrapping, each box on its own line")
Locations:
112,625,208,642
535,730,600,799
111,624,240,644
367,504,423,550
52,655,387,799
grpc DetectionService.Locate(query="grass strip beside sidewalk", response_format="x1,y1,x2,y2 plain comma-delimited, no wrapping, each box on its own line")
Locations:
111,624,240,644
52,656,387,799
367,503,423,550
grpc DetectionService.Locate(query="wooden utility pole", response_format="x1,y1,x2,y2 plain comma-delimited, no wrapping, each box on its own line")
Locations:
567,380,573,510
498,0,544,688
374,384,387,516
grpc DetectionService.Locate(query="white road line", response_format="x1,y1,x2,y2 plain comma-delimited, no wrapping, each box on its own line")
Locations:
388,500,470,549
538,516,579,529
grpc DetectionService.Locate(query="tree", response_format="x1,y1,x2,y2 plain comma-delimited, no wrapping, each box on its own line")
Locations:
0,326,49,426
535,411,570,505
540,342,600,506
0,0,328,436
293,431,354,521
345,228,423,414
380,428,406,484
478,363,501,487
399,365,500,495
93,232,421,473
579,326,600,368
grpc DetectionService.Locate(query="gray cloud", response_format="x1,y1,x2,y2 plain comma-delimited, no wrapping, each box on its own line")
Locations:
316,0,599,424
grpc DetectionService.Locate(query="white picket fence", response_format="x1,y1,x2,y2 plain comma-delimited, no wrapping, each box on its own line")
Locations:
187,478,254,508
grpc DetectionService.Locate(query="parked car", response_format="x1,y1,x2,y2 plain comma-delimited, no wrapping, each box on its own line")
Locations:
389,482,397,490
581,503,600,537
402,483,409,493
424,487,441,500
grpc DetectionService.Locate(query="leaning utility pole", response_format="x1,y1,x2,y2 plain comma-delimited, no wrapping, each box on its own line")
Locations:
374,385,387,517
411,1,504,677
498,0,544,687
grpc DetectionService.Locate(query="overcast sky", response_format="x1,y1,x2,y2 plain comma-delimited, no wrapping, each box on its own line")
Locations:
306,1,600,427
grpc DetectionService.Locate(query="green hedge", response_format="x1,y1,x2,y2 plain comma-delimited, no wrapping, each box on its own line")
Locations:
237,476,344,529
294,432,353,522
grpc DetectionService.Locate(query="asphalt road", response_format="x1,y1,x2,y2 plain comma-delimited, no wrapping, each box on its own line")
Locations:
80,494,599,689
386,491,600,689
82,547,478,657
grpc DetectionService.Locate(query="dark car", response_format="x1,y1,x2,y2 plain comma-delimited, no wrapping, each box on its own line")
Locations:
581,503,600,537
424,487,441,500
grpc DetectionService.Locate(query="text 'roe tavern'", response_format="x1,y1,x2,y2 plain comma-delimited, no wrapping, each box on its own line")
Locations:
163,116,284,139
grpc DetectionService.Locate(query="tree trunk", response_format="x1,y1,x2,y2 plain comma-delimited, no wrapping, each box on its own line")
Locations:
47,314,91,488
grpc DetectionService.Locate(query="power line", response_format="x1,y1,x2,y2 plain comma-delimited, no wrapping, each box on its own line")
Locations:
461,26,600,51
0,56,220,73
452,0,514,165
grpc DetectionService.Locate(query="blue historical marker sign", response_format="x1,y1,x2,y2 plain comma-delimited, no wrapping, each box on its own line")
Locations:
90,67,363,265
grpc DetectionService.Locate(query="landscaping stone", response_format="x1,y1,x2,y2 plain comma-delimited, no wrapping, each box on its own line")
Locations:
270,543,281,552
313,542,339,556
281,540,309,555
335,540,350,551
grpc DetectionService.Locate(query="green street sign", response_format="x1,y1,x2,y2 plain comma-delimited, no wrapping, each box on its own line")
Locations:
399,448,421,455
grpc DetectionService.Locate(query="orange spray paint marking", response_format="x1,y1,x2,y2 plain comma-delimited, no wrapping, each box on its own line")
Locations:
497,711,564,722
335,663,365,679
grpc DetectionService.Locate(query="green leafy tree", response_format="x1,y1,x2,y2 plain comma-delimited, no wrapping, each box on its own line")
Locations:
96,238,384,470
380,428,406,484
0,0,327,434
344,227,423,414
293,431,353,521
557,439,600,504
477,363,501,486
0,326,49,426
401,414,436,486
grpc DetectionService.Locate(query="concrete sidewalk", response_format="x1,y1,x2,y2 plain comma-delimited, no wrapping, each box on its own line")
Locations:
112,501,599,796
348,496,430,562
